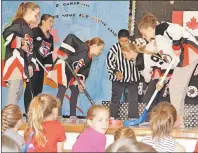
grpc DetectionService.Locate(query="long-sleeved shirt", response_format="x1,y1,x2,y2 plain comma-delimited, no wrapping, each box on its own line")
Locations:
72,128,106,152
3,18,36,81
155,21,198,67
106,43,140,82
48,34,92,87
32,27,54,70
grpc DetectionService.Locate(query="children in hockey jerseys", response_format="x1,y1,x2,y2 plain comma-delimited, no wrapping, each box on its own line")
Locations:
48,34,104,119
3,2,40,106
24,14,54,113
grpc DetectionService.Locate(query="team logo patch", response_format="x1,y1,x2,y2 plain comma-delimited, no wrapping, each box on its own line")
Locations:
187,86,198,98
24,34,33,53
72,58,85,72
38,40,52,57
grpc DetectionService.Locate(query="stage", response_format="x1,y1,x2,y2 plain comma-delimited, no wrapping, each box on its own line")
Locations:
19,121,198,152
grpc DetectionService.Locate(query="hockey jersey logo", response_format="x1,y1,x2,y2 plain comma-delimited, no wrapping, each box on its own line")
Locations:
39,40,52,57
150,51,172,66
24,34,33,53
72,58,85,72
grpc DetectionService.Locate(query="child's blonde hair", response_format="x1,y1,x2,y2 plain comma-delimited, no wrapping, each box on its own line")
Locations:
114,127,136,141
138,13,157,31
1,104,23,133
121,42,154,55
24,94,60,146
121,43,138,53
13,2,40,21
106,138,157,152
150,102,177,139
84,105,110,130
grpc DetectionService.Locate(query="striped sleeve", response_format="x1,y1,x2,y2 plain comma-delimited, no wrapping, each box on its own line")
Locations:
106,47,117,81
57,34,75,59
107,43,140,82
57,34,88,60
3,24,23,49
59,34,76,53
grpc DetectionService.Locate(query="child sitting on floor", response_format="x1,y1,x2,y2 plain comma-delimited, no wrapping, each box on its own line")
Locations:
2,104,24,149
72,105,110,152
141,102,186,152
24,94,66,152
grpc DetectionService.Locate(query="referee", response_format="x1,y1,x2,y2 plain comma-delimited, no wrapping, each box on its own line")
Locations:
106,29,140,120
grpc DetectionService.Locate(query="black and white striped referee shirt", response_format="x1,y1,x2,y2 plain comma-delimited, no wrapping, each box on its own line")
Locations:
106,43,140,82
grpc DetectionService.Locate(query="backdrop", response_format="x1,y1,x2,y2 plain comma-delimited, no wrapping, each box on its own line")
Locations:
1,1,130,116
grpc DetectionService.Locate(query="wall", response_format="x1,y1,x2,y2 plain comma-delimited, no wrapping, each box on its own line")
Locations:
1,1,130,115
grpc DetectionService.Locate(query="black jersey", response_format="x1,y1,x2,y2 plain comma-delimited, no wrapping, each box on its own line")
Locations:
3,18,36,81
48,34,92,87
32,27,54,70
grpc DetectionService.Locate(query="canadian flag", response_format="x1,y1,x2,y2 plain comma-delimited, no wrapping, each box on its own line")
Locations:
172,11,198,37
172,11,198,66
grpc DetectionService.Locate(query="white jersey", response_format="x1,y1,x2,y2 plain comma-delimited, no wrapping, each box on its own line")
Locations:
156,22,198,67
160,22,198,47
136,37,180,83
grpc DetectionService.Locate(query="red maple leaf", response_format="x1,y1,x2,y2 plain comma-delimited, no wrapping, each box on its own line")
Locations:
186,17,198,30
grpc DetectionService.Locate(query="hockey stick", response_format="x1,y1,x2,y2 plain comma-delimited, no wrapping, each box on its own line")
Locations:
36,58,84,115
51,58,95,105
24,53,33,99
64,59,95,105
123,55,178,126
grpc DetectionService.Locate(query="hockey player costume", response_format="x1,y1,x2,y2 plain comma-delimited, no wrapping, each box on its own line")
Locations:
3,18,36,81
3,18,37,106
48,34,104,117
134,36,180,111
154,21,198,67
135,13,198,111
24,26,54,113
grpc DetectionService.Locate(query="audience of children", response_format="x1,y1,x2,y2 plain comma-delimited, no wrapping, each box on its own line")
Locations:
1,104,24,149
24,94,66,152
141,102,186,152
2,135,22,152
72,105,110,152
1,93,191,152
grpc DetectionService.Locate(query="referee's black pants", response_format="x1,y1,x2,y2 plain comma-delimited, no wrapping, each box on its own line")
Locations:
110,81,139,119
